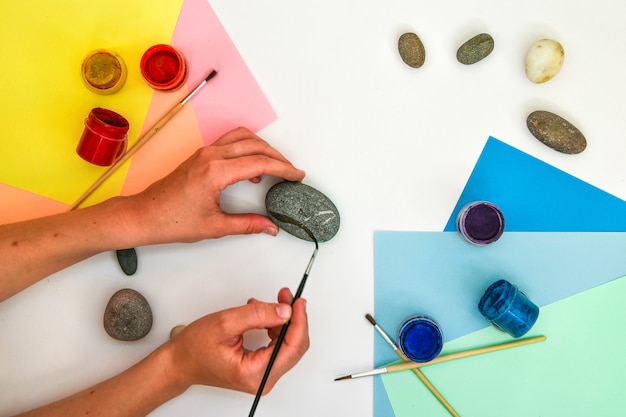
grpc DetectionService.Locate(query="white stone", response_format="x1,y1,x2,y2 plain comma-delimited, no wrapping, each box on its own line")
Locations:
525,39,565,83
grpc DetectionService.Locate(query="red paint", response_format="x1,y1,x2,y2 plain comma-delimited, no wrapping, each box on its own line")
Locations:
76,108,129,166
140,44,188,91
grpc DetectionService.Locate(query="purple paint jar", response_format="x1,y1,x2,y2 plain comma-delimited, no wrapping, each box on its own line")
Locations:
456,201,505,245
397,315,443,362
478,279,539,338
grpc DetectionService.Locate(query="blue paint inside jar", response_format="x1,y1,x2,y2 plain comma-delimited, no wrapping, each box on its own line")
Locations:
478,279,539,338
456,201,505,245
397,315,443,362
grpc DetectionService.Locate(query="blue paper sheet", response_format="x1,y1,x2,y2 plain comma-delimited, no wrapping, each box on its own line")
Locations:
374,137,626,416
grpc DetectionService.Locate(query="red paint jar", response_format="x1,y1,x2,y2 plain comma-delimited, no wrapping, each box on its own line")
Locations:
76,108,130,166
140,44,188,91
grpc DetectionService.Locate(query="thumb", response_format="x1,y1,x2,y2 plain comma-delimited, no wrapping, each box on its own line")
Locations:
218,213,279,236
226,301,292,336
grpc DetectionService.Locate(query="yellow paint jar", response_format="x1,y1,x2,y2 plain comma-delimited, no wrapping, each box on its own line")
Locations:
81,49,128,94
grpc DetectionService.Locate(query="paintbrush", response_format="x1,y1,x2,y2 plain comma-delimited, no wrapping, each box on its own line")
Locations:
335,335,546,380
365,314,460,417
248,216,319,417
69,69,218,210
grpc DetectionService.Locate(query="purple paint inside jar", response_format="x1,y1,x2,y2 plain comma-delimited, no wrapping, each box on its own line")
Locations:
457,201,505,245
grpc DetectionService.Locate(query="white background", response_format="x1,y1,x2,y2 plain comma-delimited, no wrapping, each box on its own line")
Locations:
2,1,626,416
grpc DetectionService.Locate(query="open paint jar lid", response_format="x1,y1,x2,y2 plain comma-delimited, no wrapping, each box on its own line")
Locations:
140,44,188,91
81,50,127,94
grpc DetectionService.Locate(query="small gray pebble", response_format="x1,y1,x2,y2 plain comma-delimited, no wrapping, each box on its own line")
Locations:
457,33,494,65
526,110,587,154
265,181,340,243
103,289,153,341
116,248,137,276
398,32,426,68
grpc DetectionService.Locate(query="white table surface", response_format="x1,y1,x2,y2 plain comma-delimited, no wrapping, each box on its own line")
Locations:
2,1,626,416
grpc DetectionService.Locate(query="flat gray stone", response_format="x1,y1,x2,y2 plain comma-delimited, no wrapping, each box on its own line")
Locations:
116,248,137,276
527,110,587,154
398,32,425,68
457,33,494,65
103,289,153,341
265,181,340,243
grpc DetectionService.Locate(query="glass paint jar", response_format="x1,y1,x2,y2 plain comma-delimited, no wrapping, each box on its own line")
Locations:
456,201,505,245
81,49,127,95
76,108,129,166
478,279,539,338
140,44,188,91
397,315,444,362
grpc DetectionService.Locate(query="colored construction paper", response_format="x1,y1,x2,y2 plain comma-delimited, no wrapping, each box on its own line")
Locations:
444,137,626,232
1,0,277,222
0,0,184,206
121,0,277,196
374,231,626,362
374,137,626,416
380,274,626,416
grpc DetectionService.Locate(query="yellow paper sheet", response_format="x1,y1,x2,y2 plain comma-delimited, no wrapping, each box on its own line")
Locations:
0,0,184,204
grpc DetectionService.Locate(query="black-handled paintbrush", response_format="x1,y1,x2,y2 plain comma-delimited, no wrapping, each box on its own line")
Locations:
248,214,319,417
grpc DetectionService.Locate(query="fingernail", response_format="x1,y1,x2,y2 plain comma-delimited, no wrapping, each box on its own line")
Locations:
263,226,278,236
276,304,291,319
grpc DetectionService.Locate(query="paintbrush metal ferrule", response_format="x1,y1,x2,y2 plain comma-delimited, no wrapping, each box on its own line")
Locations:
181,69,217,105
335,367,388,381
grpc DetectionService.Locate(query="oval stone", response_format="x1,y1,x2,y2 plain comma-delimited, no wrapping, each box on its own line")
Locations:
525,39,564,83
526,110,587,154
398,32,425,68
116,248,138,276
265,181,340,243
456,33,494,65
103,288,153,341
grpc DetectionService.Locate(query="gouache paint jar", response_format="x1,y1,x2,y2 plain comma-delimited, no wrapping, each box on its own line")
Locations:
140,44,188,91
478,279,539,338
76,107,129,166
81,49,127,94
397,315,444,362
456,201,505,245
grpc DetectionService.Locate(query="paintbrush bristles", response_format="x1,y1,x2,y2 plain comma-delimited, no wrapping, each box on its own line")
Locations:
365,313,377,326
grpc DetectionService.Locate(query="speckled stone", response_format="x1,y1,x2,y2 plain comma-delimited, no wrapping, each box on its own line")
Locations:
265,181,340,243
527,110,587,154
456,33,494,65
116,248,137,276
103,289,153,341
398,32,426,68
525,39,565,83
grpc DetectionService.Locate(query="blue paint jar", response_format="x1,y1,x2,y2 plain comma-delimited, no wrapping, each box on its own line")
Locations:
397,315,443,362
478,279,539,338
456,201,505,245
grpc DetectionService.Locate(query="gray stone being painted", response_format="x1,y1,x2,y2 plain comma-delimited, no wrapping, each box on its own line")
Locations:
265,181,340,243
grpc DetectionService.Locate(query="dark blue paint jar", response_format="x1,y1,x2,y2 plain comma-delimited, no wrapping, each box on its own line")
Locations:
478,279,539,338
397,315,443,362
456,201,505,245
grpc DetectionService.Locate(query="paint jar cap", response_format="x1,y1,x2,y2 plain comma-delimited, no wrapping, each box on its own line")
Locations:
140,44,188,91
81,49,127,94
456,201,505,245
397,315,444,362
